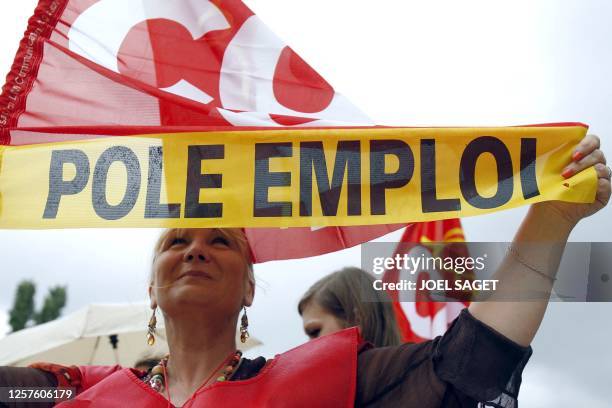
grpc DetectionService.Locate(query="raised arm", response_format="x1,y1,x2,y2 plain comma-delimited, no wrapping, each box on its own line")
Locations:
469,134,610,346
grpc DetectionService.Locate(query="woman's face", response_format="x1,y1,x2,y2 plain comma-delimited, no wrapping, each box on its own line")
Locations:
300,301,347,340
149,228,254,315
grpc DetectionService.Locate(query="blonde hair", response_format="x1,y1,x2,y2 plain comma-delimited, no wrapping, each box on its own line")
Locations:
151,228,255,286
298,267,401,347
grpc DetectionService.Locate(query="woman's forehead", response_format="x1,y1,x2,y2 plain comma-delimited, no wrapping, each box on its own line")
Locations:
301,301,333,321
166,228,242,238
157,228,246,249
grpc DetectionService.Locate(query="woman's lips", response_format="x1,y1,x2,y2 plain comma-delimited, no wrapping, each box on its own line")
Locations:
179,270,213,280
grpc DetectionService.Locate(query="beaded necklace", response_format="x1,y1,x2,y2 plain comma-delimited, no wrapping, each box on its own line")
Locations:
146,350,243,403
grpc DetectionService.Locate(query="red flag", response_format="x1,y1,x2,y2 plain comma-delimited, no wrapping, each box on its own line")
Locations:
0,0,413,261
1,0,373,141
385,219,469,343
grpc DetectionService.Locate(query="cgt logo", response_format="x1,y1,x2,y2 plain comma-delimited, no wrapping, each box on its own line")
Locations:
68,0,371,126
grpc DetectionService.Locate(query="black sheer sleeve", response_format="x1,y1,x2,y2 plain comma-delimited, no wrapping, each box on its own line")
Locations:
433,309,532,407
356,309,532,408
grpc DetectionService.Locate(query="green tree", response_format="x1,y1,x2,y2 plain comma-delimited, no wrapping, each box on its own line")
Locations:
8,280,36,332
34,286,67,325
8,281,68,332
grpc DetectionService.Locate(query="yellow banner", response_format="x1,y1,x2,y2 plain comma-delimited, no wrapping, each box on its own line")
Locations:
0,126,597,228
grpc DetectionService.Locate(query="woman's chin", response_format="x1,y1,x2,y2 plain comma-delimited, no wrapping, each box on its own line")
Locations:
161,285,217,308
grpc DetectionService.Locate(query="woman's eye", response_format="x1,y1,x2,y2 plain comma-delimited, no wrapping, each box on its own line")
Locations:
169,237,187,246
212,237,230,247
211,236,230,246
305,328,320,339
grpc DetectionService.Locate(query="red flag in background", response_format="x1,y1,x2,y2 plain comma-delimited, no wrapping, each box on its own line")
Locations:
385,219,470,343
0,0,457,262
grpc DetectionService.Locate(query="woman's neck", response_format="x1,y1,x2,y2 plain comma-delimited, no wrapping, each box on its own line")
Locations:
162,309,238,404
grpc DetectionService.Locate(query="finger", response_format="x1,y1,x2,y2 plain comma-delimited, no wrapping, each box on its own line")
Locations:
572,134,600,162
562,149,607,178
594,164,612,180
595,177,611,208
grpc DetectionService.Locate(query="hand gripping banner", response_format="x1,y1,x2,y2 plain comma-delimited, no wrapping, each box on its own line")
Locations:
0,124,596,228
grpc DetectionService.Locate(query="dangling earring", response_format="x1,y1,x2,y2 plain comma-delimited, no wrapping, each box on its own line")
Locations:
240,306,249,344
147,308,157,346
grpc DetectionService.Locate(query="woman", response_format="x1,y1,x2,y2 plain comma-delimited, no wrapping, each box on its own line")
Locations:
0,134,610,407
298,267,402,347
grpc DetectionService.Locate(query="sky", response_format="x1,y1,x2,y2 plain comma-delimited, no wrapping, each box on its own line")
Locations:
1,1,611,407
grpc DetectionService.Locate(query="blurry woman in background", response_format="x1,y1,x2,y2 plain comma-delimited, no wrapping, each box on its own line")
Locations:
298,267,401,347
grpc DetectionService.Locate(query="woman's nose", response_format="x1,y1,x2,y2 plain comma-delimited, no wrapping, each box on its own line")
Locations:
183,243,208,262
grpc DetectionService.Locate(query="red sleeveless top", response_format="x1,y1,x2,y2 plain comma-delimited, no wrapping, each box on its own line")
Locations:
56,327,360,407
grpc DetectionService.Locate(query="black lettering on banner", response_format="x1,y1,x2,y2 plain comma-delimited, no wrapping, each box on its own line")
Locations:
254,143,292,217
420,139,461,212
370,140,414,215
145,146,181,218
92,146,141,220
43,149,90,219
299,141,361,217
520,138,540,199
460,136,513,209
185,145,224,218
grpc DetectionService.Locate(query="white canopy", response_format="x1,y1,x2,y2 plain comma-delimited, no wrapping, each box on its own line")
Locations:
0,302,261,367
